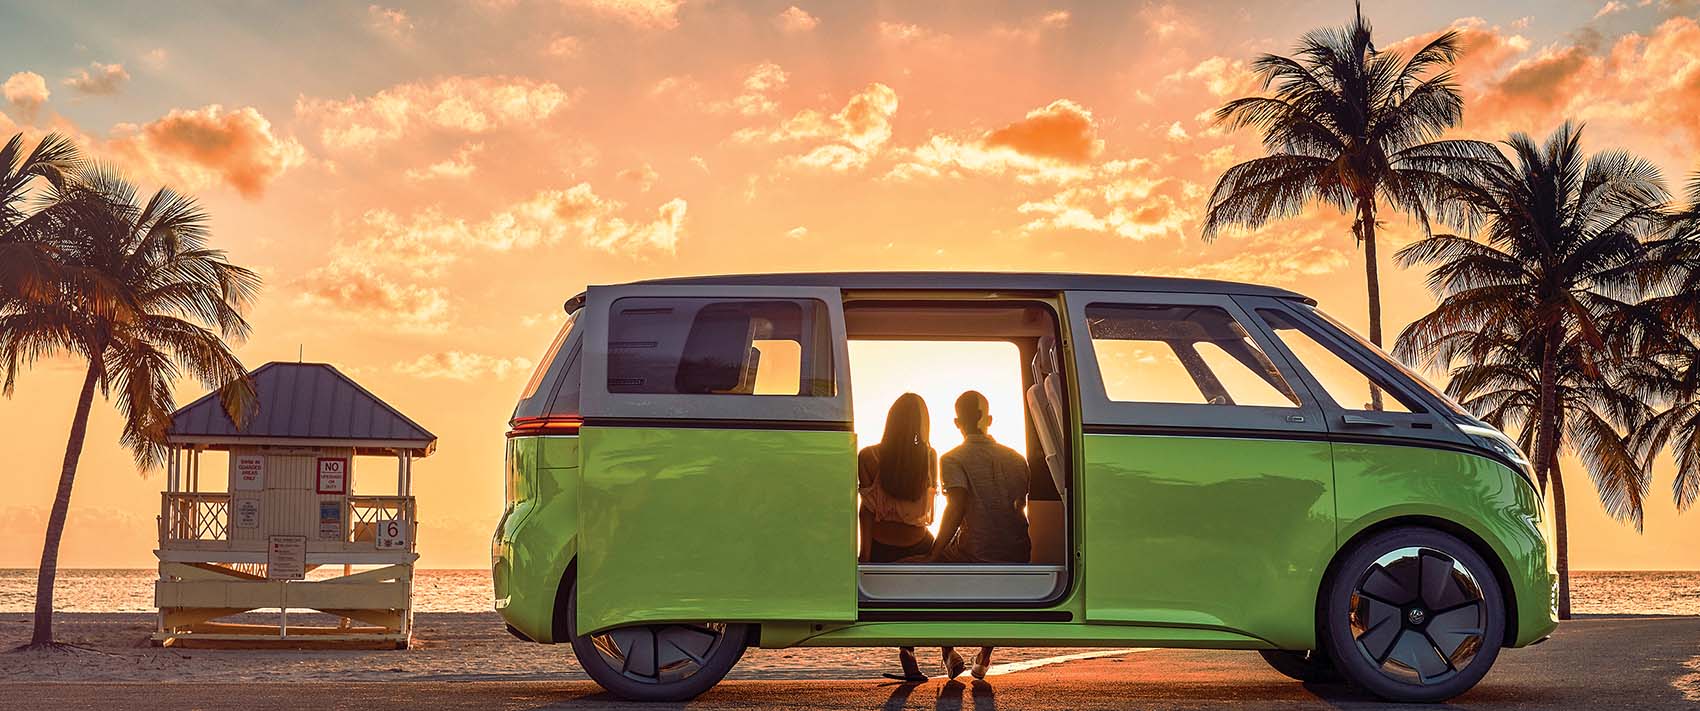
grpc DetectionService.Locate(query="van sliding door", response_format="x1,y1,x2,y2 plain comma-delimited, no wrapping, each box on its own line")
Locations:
575,285,856,634
1063,290,1335,649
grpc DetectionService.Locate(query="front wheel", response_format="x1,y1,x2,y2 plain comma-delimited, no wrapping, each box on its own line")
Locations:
1322,527,1506,703
566,583,751,702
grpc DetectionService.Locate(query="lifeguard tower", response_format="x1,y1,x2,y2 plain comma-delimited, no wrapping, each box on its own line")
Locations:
153,362,435,648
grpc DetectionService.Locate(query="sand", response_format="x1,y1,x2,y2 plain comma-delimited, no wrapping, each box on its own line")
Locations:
0,613,1116,683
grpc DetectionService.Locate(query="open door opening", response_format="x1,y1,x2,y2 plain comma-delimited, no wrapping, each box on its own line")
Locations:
845,300,1070,606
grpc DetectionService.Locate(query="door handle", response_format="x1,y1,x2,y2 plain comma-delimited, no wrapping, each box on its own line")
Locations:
1341,414,1395,428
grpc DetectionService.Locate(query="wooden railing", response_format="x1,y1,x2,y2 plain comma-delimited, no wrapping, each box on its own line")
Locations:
160,492,231,542
158,493,415,554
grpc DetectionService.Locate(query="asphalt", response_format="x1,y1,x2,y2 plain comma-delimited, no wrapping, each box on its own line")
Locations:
5,616,1694,710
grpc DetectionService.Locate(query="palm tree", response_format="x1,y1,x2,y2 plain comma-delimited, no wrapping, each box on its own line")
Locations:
1393,123,1668,619
1202,6,1496,407
0,163,259,648
1630,172,1700,511
0,133,81,307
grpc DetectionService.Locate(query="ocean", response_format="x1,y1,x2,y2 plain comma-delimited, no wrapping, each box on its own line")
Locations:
3,569,1698,615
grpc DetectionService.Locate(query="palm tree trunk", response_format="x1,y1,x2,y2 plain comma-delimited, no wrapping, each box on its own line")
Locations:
1531,329,1567,619
1550,448,1571,620
1358,196,1385,410
30,361,99,646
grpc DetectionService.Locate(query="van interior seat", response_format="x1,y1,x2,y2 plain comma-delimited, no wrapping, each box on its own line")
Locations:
1028,335,1068,494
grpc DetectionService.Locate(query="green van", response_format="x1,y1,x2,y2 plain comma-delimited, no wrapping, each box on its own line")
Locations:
492,272,1557,703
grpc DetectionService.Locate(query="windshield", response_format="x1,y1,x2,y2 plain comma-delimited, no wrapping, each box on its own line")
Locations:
1306,305,1474,419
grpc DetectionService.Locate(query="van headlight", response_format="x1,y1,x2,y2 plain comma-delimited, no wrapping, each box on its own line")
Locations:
1458,423,1536,483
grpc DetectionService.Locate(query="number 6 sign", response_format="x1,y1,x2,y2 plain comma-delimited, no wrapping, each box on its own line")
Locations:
376,518,407,549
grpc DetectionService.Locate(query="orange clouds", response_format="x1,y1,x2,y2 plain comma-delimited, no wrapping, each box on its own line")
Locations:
395,351,533,380
1165,56,1260,100
985,99,1103,164
565,0,683,30
366,5,415,41
737,82,899,172
107,104,306,198
296,75,574,150
62,62,129,95
3,72,49,118
774,6,818,33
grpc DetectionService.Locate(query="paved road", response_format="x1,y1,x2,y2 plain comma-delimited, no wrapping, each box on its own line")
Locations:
6,617,1694,710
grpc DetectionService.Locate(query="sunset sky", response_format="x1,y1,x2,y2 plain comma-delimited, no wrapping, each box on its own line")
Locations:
3,0,1700,570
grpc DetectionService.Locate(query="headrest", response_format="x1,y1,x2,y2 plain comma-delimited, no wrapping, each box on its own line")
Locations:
1036,335,1060,375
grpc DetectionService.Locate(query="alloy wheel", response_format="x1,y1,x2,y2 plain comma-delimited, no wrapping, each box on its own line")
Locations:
1347,546,1487,686
589,622,731,684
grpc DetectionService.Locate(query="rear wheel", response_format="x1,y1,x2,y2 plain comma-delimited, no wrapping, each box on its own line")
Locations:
1258,649,1339,682
566,583,750,701
1322,527,1505,703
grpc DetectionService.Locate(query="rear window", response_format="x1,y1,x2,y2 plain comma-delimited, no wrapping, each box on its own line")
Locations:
607,297,834,396
512,310,583,422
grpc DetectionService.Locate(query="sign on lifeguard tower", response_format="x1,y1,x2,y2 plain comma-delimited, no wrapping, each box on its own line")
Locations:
152,362,436,649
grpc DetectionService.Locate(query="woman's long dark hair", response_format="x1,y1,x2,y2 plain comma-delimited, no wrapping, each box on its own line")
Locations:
877,393,931,500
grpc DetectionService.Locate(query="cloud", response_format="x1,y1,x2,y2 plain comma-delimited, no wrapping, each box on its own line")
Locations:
62,62,129,95
106,104,307,198
984,99,1103,164
1139,3,1197,41
991,9,1071,43
785,226,808,239
297,264,454,334
1595,1,1628,18
396,351,534,380
1164,56,1260,99
296,75,574,150
141,48,170,69
1165,121,1189,142
878,21,949,49
404,142,483,181
1174,226,1351,284
774,5,818,33
712,62,788,116
564,0,683,30
367,5,415,40
617,162,659,191
735,82,899,172
544,35,582,56
1015,160,1194,242
885,98,1103,183
3,72,49,117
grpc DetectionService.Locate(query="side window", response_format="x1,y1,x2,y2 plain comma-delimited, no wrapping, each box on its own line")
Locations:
1086,303,1301,408
608,298,834,396
1256,309,1416,413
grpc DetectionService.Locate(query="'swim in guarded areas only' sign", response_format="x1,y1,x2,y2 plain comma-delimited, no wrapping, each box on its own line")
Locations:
376,518,408,550
316,457,347,494
267,535,306,580
234,455,264,490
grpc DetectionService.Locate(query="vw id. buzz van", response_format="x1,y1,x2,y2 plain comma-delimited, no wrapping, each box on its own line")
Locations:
493,273,1557,703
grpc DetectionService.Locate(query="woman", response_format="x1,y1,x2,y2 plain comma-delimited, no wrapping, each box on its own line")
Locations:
858,392,940,681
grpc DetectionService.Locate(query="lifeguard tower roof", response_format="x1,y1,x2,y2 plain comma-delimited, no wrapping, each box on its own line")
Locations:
167,362,436,457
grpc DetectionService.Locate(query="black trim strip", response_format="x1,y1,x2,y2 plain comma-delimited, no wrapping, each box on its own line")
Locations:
582,416,854,432
857,610,1073,623
1081,423,1533,486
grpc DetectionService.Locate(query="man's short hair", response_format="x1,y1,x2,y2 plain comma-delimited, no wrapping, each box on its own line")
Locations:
955,390,988,426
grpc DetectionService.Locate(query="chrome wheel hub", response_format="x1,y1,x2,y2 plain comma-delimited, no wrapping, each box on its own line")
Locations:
589,622,729,684
1349,547,1486,686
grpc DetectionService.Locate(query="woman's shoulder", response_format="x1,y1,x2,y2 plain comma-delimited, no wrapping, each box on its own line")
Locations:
858,446,880,463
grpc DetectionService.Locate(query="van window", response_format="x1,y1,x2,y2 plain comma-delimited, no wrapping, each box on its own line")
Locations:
1257,308,1416,413
608,298,834,396
1085,303,1300,408
513,310,582,422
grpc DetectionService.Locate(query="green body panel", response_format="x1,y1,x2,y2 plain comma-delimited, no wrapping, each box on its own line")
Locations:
1080,434,1335,648
493,435,581,643
1333,442,1559,647
574,425,858,635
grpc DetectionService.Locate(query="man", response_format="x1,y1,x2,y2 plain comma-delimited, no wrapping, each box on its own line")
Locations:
929,390,1032,679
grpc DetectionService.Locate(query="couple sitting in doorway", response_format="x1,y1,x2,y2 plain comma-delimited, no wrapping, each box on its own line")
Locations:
858,390,1031,682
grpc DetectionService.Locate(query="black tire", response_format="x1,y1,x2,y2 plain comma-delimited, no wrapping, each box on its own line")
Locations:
1322,527,1506,703
1258,649,1340,682
566,582,751,702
